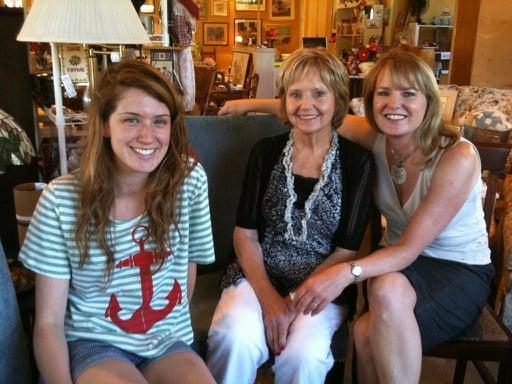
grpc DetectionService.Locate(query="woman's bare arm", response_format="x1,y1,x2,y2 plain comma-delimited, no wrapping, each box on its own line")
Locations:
187,262,197,302
34,274,73,384
218,98,284,118
218,99,378,150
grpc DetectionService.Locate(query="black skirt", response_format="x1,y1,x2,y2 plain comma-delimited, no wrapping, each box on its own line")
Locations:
401,255,494,352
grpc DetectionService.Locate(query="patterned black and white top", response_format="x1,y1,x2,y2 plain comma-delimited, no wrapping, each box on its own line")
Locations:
221,132,375,299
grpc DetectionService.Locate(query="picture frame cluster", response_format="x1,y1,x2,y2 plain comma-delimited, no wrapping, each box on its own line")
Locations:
201,0,296,47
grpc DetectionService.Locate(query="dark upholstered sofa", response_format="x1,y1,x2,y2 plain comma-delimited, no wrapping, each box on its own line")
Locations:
185,114,288,357
0,241,32,383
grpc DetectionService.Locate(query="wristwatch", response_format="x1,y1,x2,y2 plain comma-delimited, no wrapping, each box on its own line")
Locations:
350,262,363,281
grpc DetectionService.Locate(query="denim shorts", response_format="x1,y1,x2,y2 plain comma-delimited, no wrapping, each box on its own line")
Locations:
67,339,194,382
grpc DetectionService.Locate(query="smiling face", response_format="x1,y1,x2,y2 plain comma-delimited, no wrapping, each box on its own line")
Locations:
285,69,336,137
104,87,171,180
372,68,428,139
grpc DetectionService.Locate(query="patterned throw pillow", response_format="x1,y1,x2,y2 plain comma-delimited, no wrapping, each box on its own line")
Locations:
475,110,512,132
0,109,36,174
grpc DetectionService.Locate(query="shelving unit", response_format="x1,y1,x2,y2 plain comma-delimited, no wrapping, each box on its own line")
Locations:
333,4,383,57
408,23,453,84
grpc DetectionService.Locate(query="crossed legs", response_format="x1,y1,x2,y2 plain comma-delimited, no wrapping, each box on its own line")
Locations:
353,272,422,384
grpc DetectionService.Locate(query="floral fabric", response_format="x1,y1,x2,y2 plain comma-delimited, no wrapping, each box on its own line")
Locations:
0,109,35,175
439,85,512,132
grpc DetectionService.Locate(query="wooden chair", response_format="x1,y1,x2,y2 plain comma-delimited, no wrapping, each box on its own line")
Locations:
200,46,215,63
205,76,258,115
354,141,512,384
244,72,259,99
193,65,216,115
424,141,512,384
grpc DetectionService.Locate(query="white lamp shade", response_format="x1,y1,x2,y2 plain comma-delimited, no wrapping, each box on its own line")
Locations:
17,0,151,45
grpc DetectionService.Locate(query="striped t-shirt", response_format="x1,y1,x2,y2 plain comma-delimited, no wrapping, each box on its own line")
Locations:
19,163,215,357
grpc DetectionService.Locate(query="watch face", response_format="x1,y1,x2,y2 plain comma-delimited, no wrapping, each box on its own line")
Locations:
352,264,362,277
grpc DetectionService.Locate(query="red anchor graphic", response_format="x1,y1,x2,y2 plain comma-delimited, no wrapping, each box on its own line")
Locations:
105,224,182,334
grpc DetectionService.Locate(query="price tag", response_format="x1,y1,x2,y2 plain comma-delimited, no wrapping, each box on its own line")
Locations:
61,73,77,98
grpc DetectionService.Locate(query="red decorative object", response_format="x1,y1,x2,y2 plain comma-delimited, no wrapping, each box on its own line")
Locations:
358,47,370,62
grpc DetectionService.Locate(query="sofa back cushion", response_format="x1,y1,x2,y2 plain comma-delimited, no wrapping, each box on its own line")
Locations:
185,115,288,273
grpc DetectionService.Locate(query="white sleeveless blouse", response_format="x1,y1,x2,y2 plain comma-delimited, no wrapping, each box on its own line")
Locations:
372,134,490,265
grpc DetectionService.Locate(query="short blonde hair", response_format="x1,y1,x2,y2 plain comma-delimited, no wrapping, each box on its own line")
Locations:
363,49,459,165
276,48,350,130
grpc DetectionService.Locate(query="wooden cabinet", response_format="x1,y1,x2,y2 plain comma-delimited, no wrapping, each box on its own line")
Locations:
408,23,453,84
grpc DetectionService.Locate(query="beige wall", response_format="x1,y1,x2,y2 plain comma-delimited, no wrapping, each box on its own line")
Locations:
471,0,512,88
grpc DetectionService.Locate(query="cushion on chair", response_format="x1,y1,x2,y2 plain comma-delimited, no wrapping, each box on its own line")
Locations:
185,115,288,356
425,304,512,360
190,270,223,357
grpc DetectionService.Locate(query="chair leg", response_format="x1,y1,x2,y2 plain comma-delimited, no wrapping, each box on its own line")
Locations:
452,360,468,384
473,360,498,384
497,361,512,384
325,360,345,384
351,343,358,384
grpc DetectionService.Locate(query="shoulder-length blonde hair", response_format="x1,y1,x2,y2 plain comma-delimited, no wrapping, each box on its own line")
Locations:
276,48,350,130
75,60,193,278
363,49,460,166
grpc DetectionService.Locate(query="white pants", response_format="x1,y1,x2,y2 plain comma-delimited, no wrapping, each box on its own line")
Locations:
206,279,345,384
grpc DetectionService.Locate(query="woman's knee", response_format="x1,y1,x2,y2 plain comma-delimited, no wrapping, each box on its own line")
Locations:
353,315,371,355
367,273,416,314
209,314,262,350
275,343,333,377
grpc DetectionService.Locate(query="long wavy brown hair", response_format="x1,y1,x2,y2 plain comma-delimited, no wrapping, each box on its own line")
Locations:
75,60,193,279
363,49,460,167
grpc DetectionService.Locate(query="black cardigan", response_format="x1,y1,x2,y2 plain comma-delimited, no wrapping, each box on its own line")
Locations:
236,132,375,252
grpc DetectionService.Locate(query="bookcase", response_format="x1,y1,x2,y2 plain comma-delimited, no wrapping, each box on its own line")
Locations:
408,23,453,84
333,3,383,56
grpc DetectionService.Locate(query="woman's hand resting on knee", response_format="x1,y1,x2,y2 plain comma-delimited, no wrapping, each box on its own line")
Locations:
293,263,352,316
260,289,297,355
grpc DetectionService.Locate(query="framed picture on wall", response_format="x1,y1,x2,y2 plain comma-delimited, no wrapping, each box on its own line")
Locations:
203,22,229,45
235,0,265,12
230,51,252,87
270,0,294,20
264,23,292,46
234,18,261,46
148,47,182,90
194,0,208,18
212,0,228,17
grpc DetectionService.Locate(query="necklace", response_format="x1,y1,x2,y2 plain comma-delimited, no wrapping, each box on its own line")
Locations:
282,129,339,242
389,145,416,185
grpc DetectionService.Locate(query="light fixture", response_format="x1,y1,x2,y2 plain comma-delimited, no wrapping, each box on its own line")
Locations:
235,34,244,45
140,4,155,13
17,0,150,175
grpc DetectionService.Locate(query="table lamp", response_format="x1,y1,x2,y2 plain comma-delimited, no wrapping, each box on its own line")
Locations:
17,0,150,175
